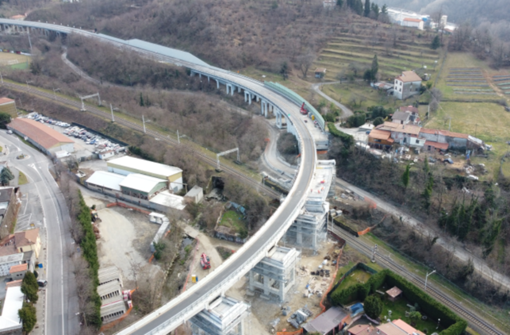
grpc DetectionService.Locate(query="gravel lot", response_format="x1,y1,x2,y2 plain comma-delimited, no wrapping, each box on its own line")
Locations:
83,195,163,287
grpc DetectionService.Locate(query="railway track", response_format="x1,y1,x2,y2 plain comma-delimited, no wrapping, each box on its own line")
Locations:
1,81,281,199
329,224,504,335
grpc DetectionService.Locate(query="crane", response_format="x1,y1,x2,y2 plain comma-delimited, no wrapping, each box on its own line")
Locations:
216,147,240,171
79,93,101,111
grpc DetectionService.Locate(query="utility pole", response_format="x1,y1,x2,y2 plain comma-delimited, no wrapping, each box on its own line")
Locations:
27,29,33,55
142,115,146,133
371,244,378,263
0,72,3,84
52,87,60,100
425,270,436,291
110,104,115,122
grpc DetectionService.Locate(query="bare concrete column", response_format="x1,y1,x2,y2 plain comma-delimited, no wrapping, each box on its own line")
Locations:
216,79,219,89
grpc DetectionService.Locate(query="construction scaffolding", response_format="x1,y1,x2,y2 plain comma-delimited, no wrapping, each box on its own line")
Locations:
248,247,300,302
189,296,250,335
284,160,335,250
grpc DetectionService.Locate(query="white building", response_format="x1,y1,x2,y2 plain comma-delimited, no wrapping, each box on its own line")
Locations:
0,286,23,332
394,71,422,100
0,253,23,277
402,18,424,30
184,185,204,203
107,156,183,192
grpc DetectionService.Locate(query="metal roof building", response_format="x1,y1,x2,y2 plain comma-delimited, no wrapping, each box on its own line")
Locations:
86,171,125,193
107,156,184,192
119,174,167,200
8,118,74,155
0,286,23,332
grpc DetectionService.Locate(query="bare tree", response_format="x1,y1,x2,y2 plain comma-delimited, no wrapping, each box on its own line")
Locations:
297,52,315,78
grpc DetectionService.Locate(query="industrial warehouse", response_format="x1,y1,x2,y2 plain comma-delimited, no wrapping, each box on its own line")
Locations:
7,118,75,155
86,156,187,211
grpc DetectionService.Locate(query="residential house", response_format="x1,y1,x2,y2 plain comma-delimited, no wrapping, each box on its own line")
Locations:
402,17,424,30
394,71,422,100
14,228,41,259
376,122,422,146
315,68,326,79
9,263,27,280
391,111,411,125
399,106,420,124
0,253,22,277
419,128,484,152
348,324,375,335
368,129,394,150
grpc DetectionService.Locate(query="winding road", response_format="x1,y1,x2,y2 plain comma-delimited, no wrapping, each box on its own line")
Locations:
0,131,79,335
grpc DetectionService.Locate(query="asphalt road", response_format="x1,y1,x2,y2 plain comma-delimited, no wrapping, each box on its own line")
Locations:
120,66,318,334
0,131,79,335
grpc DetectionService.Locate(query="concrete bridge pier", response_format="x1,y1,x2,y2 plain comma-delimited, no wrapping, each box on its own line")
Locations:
188,296,249,335
247,247,299,302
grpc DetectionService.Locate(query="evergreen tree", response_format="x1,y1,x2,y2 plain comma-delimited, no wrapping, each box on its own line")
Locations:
336,0,343,7
372,3,380,19
0,112,11,129
364,0,370,17
18,302,37,333
355,0,363,15
422,175,434,210
381,4,388,14
280,61,289,80
402,164,410,190
482,215,502,258
423,156,430,175
139,92,145,107
0,167,14,186
371,54,379,80
364,295,383,319
21,271,39,303
431,35,441,49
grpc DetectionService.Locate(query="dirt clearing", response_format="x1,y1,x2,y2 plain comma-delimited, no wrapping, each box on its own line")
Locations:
83,195,163,287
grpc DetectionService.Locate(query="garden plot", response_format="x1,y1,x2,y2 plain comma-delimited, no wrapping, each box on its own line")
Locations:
492,75,510,95
446,68,494,95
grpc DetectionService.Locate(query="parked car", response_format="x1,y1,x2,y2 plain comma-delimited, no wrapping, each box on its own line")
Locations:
37,280,48,287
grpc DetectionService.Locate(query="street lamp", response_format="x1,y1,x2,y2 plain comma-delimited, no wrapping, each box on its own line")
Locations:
436,318,441,330
425,270,436,291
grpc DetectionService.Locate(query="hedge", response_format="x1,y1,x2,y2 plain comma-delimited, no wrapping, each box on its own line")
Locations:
328,122,354,148
77,191,102,328
330,268,467,335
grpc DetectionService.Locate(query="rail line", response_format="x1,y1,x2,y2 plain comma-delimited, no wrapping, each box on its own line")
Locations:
1,81,281,199
330,224,504,335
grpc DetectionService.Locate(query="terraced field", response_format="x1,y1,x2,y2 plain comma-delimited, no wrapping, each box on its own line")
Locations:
493,74,510,96
316,31,441,81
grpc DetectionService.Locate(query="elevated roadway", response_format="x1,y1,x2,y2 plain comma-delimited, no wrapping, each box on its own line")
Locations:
0,19,320,334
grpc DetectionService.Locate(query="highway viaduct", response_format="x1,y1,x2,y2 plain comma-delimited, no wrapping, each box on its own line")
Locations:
0,19,321,335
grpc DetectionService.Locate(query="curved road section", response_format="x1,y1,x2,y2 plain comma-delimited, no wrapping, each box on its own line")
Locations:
0,19,318,334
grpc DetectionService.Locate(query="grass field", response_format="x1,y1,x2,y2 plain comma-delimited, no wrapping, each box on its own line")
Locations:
336,269,372,290
380,297,444,333
219,210,246,233
0,52,30,69
18,171,28,185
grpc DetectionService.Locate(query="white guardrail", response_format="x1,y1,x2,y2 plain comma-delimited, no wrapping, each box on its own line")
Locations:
0,19,318,334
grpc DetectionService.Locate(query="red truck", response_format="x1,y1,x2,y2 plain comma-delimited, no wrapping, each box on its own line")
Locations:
200,253,211,270
300,102,308,115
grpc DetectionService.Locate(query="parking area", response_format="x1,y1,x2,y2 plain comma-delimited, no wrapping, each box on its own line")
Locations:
25,112,126,160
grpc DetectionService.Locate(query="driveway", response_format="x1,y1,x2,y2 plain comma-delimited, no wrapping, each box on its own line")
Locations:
311,82,353,118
